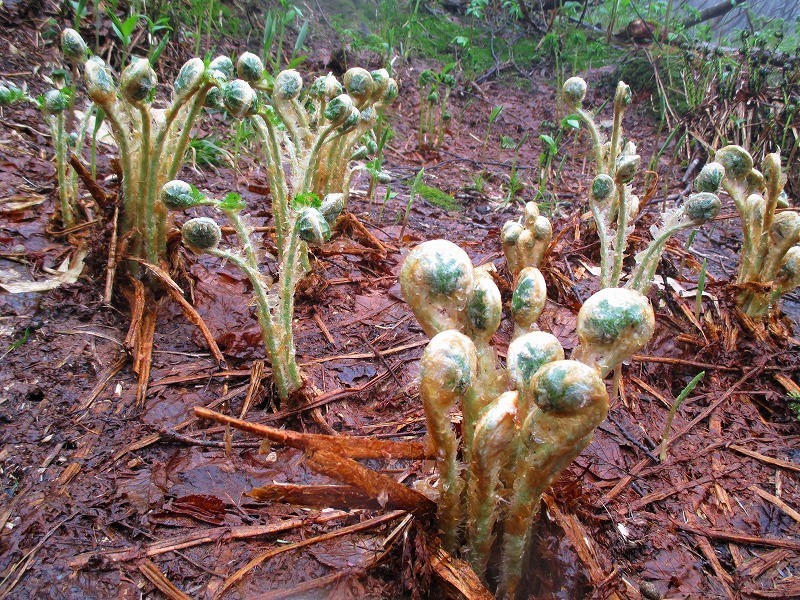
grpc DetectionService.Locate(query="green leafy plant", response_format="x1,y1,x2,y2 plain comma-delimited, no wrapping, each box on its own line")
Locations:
714,144,800,317
563,76,721,294
261,1,308,72
417,67,456,151
399,209,655,594
162,181,338,403
62,28,230,272
482,104,503,154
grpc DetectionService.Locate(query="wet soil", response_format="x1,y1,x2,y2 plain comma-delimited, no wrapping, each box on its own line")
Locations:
1,5,800,600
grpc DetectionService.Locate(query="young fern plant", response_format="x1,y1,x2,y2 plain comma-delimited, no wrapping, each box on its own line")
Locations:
501,201,553,276
35,87,93,229
714,144,800,317
417,67,455,151
563,77,722,294
231,52,399,235
62,28,232,272
399,204,655,595
161,180,339,403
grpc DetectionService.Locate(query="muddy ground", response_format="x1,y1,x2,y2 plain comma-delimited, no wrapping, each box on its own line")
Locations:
1,4,800,599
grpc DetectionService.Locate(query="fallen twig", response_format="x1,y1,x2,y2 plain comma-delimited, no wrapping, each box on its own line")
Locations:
194,407,431,459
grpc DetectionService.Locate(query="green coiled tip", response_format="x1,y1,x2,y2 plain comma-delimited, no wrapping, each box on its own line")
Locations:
275,69,303,100
222,79,256,118
511,267,547,329
684,192,721,223
421,330,477,395
576,288,655,367
182,217,222,252
501,221,524,246
61,28,88,63
530,360,608,415
695,162,725,193
296,208,332,246
591,174,615,202
43,89,69,113
615,154,640,184
562,76,587,106
776,246,800,292
120,57,157,103
161,180,199,210
382,79,399,103
83,58,116,104
324,93,354,125
174,58,205,98
343,67,373,101
715,145,753,181
769,211,800,245
236,52,264,83
466,273,502,337
320,193,345,225
507,331,565,391
208,56,234,82
339,106,361,133
614,80,632,109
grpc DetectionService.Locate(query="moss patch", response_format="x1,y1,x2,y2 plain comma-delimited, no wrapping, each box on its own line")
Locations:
418,183,460,211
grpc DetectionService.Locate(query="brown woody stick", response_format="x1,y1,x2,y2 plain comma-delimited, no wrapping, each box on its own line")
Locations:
194,407,432,460
306,449,436,515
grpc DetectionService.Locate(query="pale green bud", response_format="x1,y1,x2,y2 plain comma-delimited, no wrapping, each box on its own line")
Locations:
763,152,782,187
61,28,88,63
343,67,373,103
695,161,725,192
222,79,255,117
532,215,552,241
684,192,721,223
501,221,524,246
575,288,654,373
161,180,197,210
43,89,69,113
776,246,800,293
523,201,539,226
465,272,502,337
382,79,399,103
320,193,345,225
84,58,116,104
236,52,264,83
615,154,640,184
562,76,587,106
427,90,439,103
511,267,547,329
591,174,615,202
296,208,331,246
530,360,608,415
209,56,234,82
174,58,205,98
275,69,303,100
182,217,221,251
507,331,564,393
339,106,361,133
769,211,800,246
614,81,632,110
370,68,390,99
715,145,753,180
204,86,224,109
120,58,157,102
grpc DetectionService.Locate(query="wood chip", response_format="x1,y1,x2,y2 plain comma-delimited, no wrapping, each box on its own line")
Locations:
750,485,800,524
